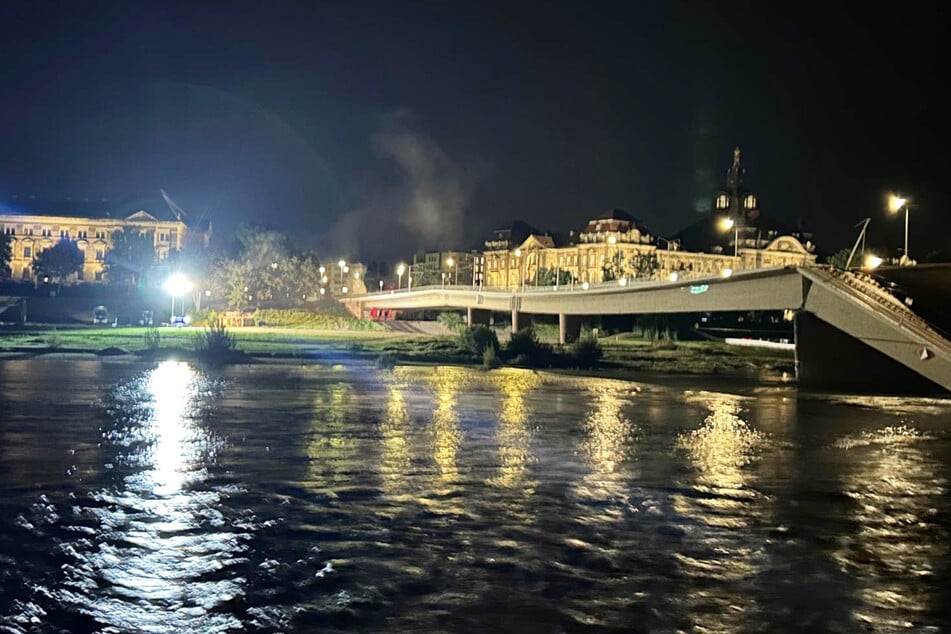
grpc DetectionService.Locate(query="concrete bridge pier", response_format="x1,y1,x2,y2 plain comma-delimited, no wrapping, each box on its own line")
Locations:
794,312,940,393
511,310,533,333
467,307,491,326
559,313,582,344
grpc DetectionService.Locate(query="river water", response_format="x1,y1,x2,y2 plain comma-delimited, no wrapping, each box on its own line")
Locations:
1,359,950,633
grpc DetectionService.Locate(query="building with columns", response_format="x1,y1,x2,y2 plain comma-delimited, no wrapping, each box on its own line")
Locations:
1,196,200,284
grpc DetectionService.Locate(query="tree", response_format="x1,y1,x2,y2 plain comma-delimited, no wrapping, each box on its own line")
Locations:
106,228,156,286
826,248,853,270
535,267,573,286
34,239,84,287
0,233,11,280
631,253,660,279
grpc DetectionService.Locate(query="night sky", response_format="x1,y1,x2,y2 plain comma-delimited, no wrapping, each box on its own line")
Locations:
1,1,948,260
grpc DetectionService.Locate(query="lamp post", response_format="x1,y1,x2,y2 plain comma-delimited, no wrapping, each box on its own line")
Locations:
512,248,521,290
163,273,192,324
888,194,911,264
396,263,406,290
446,256,456,285
379,279,384,292
338,259,346,288
719,217,739,259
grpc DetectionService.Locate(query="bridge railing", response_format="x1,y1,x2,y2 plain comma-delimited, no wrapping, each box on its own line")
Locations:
811,267,951,354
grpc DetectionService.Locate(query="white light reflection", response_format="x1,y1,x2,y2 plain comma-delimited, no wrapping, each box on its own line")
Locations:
147,361,199,495
60,361,244,633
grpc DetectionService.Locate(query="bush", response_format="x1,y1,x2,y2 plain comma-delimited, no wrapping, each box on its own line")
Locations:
143,326,161,350
505,326,552,366
250,308,382,331
572,336,603,369
437,311,466,332
458,325,499,356
44,328,63,349
482,344,501,369
194,319,237,362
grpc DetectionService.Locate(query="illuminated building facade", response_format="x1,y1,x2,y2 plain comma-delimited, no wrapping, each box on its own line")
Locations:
0,197,198,284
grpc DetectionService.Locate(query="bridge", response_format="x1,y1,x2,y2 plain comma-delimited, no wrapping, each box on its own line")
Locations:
344,266,951,394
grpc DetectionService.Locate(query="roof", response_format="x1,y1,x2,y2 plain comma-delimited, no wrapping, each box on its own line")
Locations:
0,193,184,223
583,208,651,236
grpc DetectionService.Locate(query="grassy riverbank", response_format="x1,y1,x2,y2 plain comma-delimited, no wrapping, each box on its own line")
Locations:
0,324,795,377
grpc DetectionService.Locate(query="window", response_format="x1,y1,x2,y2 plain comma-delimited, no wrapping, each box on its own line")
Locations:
21,267,30,280
78,230,88,239
95,271,103,281
77,270,84,281
23,247,31,258
96,231,106,240
41,229,52,237
744,194,757,209
60,230,68,238
716,194,729,209
96,249,104,261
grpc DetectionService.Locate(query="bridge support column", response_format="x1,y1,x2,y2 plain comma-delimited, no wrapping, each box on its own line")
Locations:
795,312,939,393
511,310,531,333
467,307,491,327
559,313,582,344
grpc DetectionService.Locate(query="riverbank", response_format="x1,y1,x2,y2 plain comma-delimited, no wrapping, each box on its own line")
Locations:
0,324,795,379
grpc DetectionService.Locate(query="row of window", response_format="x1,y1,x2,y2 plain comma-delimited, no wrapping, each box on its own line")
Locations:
17,267,105,281
1,226,175,241
715,193,758,210
19,247,104,260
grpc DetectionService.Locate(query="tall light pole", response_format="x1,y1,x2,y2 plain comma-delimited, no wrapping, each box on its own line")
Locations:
446,256,456,285
164,273,192,323
338,259,346,288
719,217,739,259
396,263,406,290
888,194,911,264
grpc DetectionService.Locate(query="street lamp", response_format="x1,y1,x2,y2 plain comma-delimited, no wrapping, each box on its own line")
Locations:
888,194,911,264
379,280,384,292
396,263,406,289
511,248,522,290
163,273,192,323
446,256,456,285
719,217,739,259
338,259,346,287
864,253,883,270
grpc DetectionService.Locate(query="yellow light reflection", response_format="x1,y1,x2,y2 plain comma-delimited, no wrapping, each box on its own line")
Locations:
427,367,469,481
672,390,769,633
487,369,541,490
306,381,356,491
146,360,199,496
580,382,635,475
379,370,411,493
833,426,947,628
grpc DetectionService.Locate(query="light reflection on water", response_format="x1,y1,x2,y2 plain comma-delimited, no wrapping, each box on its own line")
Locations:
61,361,242,633
0,361,950,632
833,426,949,629
671,390,771,632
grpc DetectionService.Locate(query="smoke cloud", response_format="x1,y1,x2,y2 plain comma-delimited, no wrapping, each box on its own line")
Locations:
321,115,477,260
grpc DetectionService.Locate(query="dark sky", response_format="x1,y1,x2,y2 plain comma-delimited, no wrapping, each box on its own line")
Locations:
1,1,948,260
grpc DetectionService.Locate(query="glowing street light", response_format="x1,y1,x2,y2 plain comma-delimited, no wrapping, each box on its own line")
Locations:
379,280,384,292
888,194,912,264
669,271,679,282
863,254,883,270
721,267,733,278
719,217,739,259
396,263,406,289
163,273,192,323
446,256,457,285
338,259,347,287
